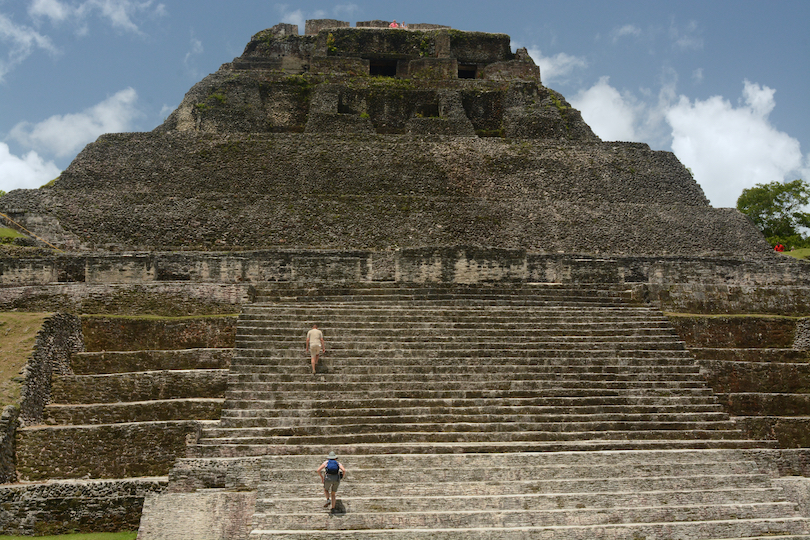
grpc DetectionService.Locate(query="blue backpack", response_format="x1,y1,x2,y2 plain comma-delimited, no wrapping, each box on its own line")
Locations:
326,459,341,477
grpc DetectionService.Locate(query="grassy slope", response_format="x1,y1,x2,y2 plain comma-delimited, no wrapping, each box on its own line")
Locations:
0,534,136,540
0,312,50,407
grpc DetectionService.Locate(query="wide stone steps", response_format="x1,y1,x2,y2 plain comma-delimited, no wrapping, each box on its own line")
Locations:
227,361,702,375
201,420,742,440
175,284,800,539
217,408,732,429
247,451,806,539
234,348,695,360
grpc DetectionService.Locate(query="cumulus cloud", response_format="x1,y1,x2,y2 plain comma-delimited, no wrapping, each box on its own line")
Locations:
0,143,61,192
28,0,167,34
570,77,639,142
9,88,141,158
0,12,58,81
524,47,587,84
666,80,805,208
570,76,807,208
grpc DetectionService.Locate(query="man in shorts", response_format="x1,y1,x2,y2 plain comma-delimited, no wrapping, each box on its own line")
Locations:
317,451,346,512
306,324,326,374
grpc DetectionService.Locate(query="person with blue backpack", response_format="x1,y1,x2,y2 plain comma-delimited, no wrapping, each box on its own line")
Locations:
317,451,346,512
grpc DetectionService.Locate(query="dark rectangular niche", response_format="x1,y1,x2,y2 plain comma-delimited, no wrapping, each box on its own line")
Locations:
458,65,477,79
369,59,398,77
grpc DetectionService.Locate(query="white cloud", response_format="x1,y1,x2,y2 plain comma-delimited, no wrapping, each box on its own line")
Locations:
275,5,306,32
611,24,641,43
525,47,587,84
692,68,703,84
570,77,639,142
0,143,61,192
666,81,804,207
9,88,141,158
28,0,166,34
0,12,58,80
184,35,203,69
670,19,703,51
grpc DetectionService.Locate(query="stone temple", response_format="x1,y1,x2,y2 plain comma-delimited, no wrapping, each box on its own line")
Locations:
2,19,810,540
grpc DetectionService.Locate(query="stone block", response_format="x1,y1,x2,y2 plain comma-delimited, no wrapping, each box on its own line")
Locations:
305,19,349,35
310,56,369,76
481,60,540,81
138,491,256,540
15,420,206,480
408,58,457,79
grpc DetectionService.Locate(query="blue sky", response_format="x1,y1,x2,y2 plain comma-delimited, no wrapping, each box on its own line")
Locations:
0,0,808,208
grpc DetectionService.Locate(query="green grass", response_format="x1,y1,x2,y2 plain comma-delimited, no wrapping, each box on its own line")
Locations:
780,247,810,259
0,227,24,239
0,534,136,540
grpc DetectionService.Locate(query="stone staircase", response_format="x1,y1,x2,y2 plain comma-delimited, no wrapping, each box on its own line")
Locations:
183,283,810,539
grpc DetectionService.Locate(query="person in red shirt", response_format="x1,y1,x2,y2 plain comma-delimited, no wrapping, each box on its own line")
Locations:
389,20,398,28
775,244,785,252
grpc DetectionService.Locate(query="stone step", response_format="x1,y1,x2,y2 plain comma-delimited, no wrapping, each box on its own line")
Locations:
261,461,764,484
226,371,702,384
250,298,634,308
256,487,788,514
238,328,679,340
202,419,742,440
220,395,726,411
234,340,689,352
239,318,672,328
227,362,702,375
260,449,771,468
187,439,773,458
219,403,726,420
252,502,798,531
233,348,695,360
248,520,810,539
195,428,750,448
219,411,732,429
242,304,657,315
44,398,224,425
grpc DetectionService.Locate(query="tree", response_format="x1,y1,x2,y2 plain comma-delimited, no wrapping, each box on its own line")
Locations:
736,179,810,248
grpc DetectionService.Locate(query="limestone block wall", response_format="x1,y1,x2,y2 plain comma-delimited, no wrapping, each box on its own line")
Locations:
15,421,204,481
81,316,236,352
0,478,166,536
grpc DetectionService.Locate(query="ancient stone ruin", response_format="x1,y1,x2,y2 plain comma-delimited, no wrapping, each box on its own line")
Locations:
1,19,810,540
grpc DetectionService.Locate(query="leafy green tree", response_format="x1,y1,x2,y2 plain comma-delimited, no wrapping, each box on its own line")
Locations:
736,179,810,248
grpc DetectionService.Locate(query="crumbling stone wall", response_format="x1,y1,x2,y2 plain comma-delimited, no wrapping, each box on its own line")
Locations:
18,313,84,427
0,478,166,535
0,406,19,483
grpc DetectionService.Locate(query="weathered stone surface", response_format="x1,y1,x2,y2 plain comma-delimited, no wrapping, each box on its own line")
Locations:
50,369,228,404
81,316,236,352
0,477,166,536
0,133,770,255
138,491,256,540
15,420,207,480
0,406,18,483
668,315,797,348
699,359,810,393
19,313,84,427
72,348,232,374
